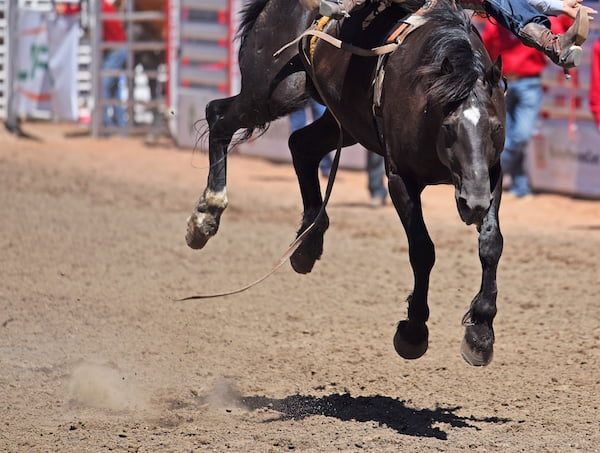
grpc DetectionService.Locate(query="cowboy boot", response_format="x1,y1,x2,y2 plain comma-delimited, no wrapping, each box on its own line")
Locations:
518,8,589,69
319,0,366,19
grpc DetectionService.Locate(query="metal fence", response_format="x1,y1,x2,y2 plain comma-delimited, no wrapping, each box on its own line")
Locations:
0,0,168,138
88,0,167,137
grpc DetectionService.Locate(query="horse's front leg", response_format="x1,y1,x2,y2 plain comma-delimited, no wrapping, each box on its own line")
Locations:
388,173,433,360
288,111,355,274
461,164,504,366
186,97,236,249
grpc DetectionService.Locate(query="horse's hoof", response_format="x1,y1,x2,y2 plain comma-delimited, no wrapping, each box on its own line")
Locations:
393,320,428,360
289,228,325,274
290,252,317,274
460,325,494,366
186,212,218,249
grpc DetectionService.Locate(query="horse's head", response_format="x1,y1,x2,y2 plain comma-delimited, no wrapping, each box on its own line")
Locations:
413,7,506,226
437,56,505,226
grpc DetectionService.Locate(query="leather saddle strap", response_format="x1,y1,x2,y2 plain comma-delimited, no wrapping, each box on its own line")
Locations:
274,28,399,58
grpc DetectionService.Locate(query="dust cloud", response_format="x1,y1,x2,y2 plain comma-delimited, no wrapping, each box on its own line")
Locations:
203,378,245,410
67,362,146,411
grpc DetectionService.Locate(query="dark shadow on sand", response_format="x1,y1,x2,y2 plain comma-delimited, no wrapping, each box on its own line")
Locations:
241,393,510,440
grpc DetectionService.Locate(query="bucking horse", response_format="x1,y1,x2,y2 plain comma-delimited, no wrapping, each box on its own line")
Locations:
185,0,506,366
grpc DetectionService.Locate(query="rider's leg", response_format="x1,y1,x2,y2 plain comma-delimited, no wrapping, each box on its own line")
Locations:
482,0,588,68
518,9,588,68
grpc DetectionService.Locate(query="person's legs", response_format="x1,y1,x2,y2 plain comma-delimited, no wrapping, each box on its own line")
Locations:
308,98,326,122
367,151,387,204
518,9,588,68
319,152,334,177
101,48,128,127
501,77,543,197
483,2,588,68
482,0,549,35
114,75,127,128
289,107,308,133
101,75,117,127
501,85,518,183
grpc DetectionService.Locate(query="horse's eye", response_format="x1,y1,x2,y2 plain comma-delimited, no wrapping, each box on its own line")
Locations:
491,121,504,135
491,122,504,149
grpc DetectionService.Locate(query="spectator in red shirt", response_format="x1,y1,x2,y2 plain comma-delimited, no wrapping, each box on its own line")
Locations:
101,0,127,129
590,39,600,130
482,17,570,198
54,2,81,16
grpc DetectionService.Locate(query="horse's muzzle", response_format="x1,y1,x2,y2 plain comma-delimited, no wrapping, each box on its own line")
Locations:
457,195,491,225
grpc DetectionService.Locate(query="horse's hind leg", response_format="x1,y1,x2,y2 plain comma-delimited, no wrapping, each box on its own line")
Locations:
186,96,237,249
461,164,503,366
288,111,356,274
387,173,433,360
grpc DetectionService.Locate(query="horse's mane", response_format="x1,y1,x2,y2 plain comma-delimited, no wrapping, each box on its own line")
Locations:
417,2,484,106
236,0,270,57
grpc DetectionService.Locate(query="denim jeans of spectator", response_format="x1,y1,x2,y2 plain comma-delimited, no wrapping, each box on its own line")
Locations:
102,48,128,128
482,0,549,35
289,98,326,132
502,76,543,197
367,151,387,201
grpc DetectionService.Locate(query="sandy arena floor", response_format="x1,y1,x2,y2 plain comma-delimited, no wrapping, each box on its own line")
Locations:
1,122,599,452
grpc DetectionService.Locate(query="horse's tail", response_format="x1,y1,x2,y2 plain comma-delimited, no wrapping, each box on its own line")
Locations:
232,124,270,148
192,116,270,154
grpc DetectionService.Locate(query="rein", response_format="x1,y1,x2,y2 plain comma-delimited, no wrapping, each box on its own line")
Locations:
274,28,399,58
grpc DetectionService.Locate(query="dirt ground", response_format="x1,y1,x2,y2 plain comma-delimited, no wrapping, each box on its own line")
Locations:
1,122,599,452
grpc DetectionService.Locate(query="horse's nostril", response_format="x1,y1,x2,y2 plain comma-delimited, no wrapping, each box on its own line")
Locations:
462,196,491,213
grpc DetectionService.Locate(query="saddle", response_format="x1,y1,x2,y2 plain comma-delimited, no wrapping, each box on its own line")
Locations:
301,0,433,61
301,0,440,114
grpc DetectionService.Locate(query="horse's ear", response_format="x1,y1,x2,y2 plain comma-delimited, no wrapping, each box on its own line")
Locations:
441,57,454,75
488,56,503,86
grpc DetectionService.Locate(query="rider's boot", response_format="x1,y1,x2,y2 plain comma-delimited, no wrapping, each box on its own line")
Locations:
517,8,589,69
319,0,366,19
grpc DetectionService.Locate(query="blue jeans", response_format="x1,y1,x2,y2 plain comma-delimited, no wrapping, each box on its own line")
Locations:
482,0,549,35
502,76,543,197
289,98,326,132
102,48,128,127
367,151,387,200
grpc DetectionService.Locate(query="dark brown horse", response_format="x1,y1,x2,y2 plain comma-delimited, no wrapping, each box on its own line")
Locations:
186,0,506,366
